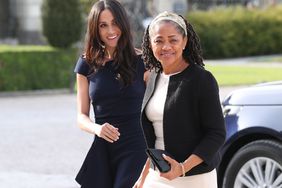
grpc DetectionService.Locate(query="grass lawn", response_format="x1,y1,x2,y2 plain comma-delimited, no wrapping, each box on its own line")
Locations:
206,64,282,86
0,45,55,52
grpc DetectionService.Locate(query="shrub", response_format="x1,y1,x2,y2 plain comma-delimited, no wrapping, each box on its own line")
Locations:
0,45,77,91
42,0,83,48
188,6,282,59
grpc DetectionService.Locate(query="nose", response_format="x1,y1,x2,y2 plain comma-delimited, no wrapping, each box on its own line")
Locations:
162,42,172,50
107,25,115,34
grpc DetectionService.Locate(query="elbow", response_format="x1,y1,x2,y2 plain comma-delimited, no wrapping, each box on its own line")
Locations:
217,128,227,147
77,122,84,130
221,124,227,144
218,131,227,149
76,114,86,131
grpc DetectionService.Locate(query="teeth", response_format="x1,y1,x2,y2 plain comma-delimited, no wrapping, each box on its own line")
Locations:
108,35,117,39
162,53,172,56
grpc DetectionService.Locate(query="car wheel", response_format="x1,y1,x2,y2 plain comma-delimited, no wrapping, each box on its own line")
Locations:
222,139,282,188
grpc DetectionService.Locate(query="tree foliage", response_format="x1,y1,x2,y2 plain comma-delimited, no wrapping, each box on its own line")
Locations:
80,0,97,15
42,0,83,48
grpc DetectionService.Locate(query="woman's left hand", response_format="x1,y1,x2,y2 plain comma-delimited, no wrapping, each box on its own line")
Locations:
159,154,183,180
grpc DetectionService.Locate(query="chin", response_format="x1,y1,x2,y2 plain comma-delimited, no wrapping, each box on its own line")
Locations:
106,43,118,49
159,59,174,64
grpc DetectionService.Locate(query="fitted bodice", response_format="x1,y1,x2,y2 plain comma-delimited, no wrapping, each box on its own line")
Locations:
74,56,145,123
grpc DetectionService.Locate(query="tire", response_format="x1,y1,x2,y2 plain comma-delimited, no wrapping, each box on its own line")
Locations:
222,140,282,188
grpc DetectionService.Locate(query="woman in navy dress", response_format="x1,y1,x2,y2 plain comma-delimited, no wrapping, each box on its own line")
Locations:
74,0,147,187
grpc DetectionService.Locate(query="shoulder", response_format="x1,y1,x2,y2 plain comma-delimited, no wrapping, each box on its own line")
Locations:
134,48,144,68
134,48,142,56
134,54,146,71
135,53,143,63
192,65,219,93
74,55,91,76
190,64,216,81
77,56,87,65
179,64,218,94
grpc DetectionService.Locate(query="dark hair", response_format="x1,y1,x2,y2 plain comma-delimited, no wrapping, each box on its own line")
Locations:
84,0,136,85
142,15,204,73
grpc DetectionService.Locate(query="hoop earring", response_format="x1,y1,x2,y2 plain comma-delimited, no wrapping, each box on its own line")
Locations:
98,41,105,50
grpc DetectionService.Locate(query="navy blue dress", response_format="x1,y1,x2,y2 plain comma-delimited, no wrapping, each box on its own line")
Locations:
74,56,147,188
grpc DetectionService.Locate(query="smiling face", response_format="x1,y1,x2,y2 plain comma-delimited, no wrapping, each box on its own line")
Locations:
150,21,187,73
98,9,121,55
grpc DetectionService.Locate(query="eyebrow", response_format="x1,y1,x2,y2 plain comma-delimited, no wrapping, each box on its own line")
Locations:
154,35,178,39
99,19,115,24
99,20,106,23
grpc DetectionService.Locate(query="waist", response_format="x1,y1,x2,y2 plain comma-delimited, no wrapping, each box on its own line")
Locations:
149,162,216,177
95,113,140,124
93,99,143,117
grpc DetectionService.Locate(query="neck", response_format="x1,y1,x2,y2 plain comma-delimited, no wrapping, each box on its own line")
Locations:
104,48,115,60
163,59,189,75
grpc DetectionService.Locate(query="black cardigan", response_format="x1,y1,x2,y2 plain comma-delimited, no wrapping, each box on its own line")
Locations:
141,64,226,176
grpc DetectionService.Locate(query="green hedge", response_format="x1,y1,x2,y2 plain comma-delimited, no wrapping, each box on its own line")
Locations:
188,6,282,59
0,46,78,91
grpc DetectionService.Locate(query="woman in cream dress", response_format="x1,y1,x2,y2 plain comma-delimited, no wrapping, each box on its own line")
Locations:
133,11,226,188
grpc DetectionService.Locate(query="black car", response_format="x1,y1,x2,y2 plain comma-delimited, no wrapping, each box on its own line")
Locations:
218,81,282,188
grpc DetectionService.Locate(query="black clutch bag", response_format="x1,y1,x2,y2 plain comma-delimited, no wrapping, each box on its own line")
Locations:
146,148,171,173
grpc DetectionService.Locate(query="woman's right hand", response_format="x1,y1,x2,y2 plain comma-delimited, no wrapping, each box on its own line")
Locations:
93,123,120,143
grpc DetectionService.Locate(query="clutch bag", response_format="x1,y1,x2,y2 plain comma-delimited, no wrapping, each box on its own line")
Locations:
146,148,171,173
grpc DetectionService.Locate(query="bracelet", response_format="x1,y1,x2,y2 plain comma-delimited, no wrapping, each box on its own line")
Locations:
180,162,185,177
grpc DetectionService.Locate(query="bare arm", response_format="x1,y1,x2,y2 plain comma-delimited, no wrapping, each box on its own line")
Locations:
181,154,203,175
133,158,150,188
76,74,95,134
76,74,120,142
161,154,203,180
143,70,150,84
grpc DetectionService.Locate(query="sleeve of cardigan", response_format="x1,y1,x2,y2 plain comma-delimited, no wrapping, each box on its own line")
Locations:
192,70,226,165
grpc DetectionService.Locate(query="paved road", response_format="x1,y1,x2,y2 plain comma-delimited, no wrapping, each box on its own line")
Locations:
0,86,244,188
0,93,92,188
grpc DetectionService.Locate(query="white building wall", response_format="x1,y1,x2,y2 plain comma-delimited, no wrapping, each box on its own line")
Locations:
153,0,172,13
16,0,43,32
153,0,187,16
13,0,44,44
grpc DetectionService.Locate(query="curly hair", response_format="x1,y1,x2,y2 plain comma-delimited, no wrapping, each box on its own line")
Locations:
141,15,204,73
84,0,136,85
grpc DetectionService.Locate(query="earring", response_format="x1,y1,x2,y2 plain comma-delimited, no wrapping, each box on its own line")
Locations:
98,42,105,50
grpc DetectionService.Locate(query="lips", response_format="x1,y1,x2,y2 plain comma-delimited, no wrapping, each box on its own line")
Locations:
161,52,174,57
107,35,118,40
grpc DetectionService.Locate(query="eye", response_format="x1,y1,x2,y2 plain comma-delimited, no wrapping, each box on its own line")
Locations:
153,39,162,44
99,23,107,28
170,39,178,43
